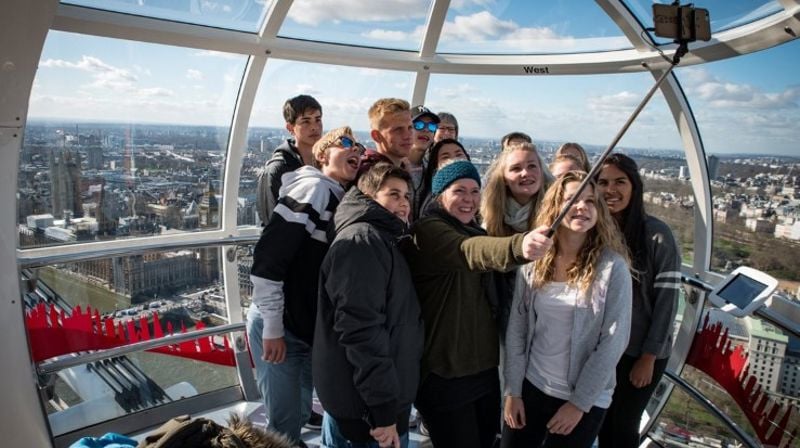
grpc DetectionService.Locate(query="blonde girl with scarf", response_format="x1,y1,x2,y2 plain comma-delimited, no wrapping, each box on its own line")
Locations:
480,141,552,337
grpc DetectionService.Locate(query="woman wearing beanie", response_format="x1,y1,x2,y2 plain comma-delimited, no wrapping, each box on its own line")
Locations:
403,159,552,448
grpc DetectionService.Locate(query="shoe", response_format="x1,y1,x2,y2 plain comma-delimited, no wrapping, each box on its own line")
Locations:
304,410,323,430
418,420,430,437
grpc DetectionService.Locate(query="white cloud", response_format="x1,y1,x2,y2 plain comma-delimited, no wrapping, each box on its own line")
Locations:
193,49,242,60
358,68,384,76
287,0,428,26
295,84,321,95
42,55,138,82
586,91,640,112
681,68,800,110
362,29,416,41
41,55,139,91
360,11,606,52
133,65,152,76
139,87,175,97
443,11,517,42
186,69,204,81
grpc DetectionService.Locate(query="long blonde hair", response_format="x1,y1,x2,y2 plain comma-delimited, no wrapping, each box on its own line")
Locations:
481,142,552,236
530,171,630,292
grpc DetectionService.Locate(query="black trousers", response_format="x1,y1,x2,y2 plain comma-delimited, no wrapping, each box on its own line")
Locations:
416,370,501,448
597,354,669,448
500,380,606,448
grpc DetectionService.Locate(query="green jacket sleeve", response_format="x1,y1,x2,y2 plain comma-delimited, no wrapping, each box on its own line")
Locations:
412,217,528,273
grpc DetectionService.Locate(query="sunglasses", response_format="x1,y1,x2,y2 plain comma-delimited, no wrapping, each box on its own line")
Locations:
336,136,366,155
413,121,438,133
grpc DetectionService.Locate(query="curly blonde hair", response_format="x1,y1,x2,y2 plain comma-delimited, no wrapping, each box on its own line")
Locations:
481,142,552,237
312,126,355,169
530,170,630,292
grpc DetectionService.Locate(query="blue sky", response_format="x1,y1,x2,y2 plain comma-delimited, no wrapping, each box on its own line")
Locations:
27,1,799,156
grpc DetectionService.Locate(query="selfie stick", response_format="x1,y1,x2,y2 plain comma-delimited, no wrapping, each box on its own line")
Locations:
545,41,689,238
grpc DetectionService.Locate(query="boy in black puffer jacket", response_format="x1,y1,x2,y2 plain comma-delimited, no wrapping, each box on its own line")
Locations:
313,163,424,448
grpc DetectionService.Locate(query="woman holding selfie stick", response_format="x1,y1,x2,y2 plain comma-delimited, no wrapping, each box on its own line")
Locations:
501,171,632,448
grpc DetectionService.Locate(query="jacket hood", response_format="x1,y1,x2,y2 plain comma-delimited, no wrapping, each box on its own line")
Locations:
279,165,344,199
334,187,407,237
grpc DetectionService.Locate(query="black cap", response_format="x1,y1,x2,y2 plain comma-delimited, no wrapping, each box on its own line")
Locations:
411,105,440,123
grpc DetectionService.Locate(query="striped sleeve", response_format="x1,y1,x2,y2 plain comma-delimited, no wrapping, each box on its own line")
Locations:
654,270,682,290
249,177,335,339
642,219,682,356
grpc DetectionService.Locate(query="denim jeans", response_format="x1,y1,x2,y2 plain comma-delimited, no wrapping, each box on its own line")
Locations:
321,412,410,448
247,305,312,444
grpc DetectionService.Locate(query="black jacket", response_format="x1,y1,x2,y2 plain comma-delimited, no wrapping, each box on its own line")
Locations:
256,139,303,226
313,188,424,442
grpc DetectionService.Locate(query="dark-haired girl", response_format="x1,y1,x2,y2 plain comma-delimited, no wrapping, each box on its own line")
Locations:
596,153,681,448
413,138,469,219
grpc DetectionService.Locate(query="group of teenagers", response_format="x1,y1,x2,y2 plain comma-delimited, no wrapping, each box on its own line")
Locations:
245,94,682,448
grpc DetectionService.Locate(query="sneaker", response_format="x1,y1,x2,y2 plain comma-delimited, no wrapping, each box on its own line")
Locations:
304,410,323,430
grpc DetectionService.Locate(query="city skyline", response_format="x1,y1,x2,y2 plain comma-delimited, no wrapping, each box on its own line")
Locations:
23,118,800,160
26,1,800,156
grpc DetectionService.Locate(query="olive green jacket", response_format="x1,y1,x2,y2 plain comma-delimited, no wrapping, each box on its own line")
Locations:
404,210,527,379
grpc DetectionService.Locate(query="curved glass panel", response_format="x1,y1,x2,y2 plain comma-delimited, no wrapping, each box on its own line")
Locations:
24,246,237,436
20,31,246,248
238,59,414,226
436,1,630,54
675,38,800,294
649,370,758,447
627,0,783,45
652,305,800,447
426,72,693,256
278,0,432,51
62,0,271,33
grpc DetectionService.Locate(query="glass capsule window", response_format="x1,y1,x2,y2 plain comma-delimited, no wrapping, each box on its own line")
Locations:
19,31,246,248
676,38,800,296
425,72,692,258
61,0,272,33
24,246,239,435
278,0,434,51
238,59,415,227
626,0,784,46
436,1,631,54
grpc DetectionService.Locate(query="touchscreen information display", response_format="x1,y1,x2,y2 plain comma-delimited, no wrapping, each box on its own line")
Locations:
717,274,768,310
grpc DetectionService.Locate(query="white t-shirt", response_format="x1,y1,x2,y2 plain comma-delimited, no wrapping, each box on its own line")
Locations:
526,281,578,401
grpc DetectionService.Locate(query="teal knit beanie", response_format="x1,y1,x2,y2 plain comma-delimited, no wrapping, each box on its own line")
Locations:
432,160,481,195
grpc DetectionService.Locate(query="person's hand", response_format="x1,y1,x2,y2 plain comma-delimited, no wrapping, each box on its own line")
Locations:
370,424,400,447
262,337,286,364
522,225,553,261
503,396,526,429
630,354,656,388
546,402,583,435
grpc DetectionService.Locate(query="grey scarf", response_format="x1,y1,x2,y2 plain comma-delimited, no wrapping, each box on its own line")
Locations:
504,197,532,233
